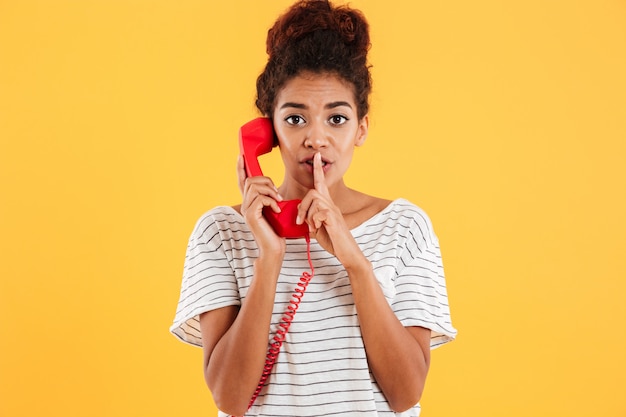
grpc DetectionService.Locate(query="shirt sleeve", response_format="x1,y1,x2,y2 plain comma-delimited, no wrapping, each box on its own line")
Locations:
392,205,457,349
169,210,241,347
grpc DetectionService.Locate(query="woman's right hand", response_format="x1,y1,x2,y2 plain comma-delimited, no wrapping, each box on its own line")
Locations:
237,155,286,258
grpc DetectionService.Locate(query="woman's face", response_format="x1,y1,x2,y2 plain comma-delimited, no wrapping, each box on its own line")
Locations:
272,71,369,198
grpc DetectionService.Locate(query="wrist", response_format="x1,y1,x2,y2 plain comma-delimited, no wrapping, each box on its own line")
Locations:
343,255,373,277
254,253,285,281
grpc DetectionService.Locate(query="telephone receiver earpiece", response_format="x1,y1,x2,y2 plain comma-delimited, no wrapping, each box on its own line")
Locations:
239,118,310,239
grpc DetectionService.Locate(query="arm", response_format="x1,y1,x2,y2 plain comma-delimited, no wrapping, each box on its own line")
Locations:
345,259,431,411
199,255,282,416
198,156,286,416
298,152,431,411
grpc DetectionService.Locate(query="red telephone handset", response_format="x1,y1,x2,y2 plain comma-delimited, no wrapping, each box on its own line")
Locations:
239,117,309,238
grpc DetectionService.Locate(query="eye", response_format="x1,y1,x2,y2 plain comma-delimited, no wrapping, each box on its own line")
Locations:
329,115,348,126
285,115,306,126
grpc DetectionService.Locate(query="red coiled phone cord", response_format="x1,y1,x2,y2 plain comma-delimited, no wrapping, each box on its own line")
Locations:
246,235,315,412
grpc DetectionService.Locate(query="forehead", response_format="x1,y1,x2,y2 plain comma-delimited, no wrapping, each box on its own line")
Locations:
275,72,357,107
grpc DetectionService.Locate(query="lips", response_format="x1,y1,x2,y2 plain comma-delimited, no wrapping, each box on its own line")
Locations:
305,159,328,167
301,154,331,174
302,154,330,166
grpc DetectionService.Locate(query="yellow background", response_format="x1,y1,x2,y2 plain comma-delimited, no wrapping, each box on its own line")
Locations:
1,0,625,416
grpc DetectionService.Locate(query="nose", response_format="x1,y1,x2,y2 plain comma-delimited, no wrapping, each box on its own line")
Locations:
303,121,329,149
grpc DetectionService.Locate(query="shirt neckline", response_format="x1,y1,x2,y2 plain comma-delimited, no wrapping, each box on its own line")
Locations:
220,198,406,237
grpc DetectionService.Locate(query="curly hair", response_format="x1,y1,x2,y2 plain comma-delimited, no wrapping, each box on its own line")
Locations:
255,0,372,120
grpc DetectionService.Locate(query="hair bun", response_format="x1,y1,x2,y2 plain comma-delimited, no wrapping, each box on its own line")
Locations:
266,0,370,59
336,10,356,41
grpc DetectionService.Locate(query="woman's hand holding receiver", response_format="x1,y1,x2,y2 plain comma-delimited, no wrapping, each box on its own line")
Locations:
237,155,286,259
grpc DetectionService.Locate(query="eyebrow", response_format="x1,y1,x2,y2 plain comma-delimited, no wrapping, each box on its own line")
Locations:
279,101,353,110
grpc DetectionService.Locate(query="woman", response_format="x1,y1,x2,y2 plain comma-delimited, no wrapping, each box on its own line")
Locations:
170,1,456,415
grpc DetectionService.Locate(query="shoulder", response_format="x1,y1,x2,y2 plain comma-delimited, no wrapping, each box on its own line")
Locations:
350,194,433,227
389,198,434,222
388,198,439,246
190,206,246,241
359,198,439,245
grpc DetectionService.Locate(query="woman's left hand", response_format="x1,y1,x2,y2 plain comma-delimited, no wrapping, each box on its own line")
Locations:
296,152,363,267
299,156,431,412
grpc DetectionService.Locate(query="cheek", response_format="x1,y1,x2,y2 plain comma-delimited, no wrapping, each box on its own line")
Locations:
277,142,299,169
274,126,294,150
277,139,296,158
339,138,358,156
275,128,305,158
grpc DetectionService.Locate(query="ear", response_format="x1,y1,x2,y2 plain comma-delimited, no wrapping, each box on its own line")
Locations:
354,114,369,147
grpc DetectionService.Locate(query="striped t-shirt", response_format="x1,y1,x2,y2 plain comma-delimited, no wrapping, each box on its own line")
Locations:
170,198,457,416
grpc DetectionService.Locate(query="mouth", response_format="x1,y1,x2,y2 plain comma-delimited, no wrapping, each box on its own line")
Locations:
302,154,331,168
305,159,328,167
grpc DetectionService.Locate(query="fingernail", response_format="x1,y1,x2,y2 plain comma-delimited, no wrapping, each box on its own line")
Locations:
296,215,301,225
277,193,284,201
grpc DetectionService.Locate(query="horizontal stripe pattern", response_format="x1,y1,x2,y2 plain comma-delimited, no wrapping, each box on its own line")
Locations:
170,198,456,416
